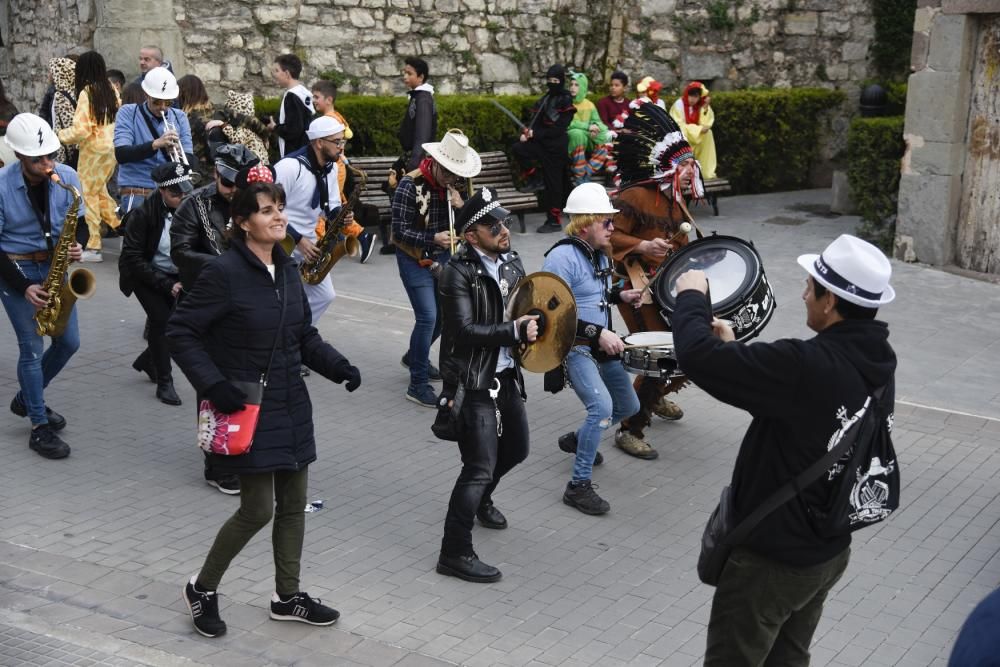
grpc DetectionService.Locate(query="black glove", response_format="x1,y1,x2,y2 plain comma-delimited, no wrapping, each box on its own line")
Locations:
204,381,247,414
344,365,361,392
331,359,361,392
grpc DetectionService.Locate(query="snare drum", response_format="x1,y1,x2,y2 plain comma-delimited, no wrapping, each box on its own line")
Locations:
621,331,681,377
651,235,776,342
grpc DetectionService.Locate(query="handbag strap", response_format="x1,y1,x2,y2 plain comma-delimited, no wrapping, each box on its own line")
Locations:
260,267,287,386
724,384,887,546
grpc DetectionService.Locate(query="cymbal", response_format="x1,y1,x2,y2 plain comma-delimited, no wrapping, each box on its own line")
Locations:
508,272,577,373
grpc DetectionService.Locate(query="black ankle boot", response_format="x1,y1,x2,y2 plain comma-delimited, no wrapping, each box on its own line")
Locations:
132,350,156,383
156,378,182,406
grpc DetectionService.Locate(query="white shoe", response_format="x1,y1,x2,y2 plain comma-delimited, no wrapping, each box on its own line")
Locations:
80,250,103,263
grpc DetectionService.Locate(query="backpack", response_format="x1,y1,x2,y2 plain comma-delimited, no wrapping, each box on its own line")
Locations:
806,382,900,538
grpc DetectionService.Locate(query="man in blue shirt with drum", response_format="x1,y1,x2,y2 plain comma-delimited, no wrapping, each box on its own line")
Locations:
0,114,85,459
114,67,195,216
542,183,643,514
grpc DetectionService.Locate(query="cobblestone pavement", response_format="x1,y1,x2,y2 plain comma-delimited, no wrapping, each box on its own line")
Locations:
1,189,998,666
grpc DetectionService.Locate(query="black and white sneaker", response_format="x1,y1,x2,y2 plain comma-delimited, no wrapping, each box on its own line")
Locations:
358,231,376,264
270,592,340,625
183,575,226,638
205,474,240,495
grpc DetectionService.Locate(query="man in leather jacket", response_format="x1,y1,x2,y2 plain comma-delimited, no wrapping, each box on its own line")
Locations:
435,187,539,583
170,144,259,291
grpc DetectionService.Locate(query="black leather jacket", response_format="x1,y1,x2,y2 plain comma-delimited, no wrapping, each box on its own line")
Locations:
170,182,231,290
439,243,527,394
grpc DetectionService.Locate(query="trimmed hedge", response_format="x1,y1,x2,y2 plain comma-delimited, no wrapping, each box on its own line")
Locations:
846,116,905,250
256,87,845,194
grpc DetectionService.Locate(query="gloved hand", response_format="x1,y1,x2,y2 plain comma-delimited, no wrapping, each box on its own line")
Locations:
331,359,361,392
204,381,247,414
344,366,361,392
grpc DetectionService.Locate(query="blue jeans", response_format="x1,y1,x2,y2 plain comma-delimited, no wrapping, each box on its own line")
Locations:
565,346,640,482
118,192,147,217
396,250,446,387
0,262,80,425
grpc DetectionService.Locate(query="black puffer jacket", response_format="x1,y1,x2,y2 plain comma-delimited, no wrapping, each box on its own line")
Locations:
166,238,356,475
118,190,176,297
169,182,230,290
438,243,527,393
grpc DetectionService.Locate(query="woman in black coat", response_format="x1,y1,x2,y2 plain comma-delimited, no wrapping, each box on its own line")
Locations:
167,178,360,638
118,163,188,406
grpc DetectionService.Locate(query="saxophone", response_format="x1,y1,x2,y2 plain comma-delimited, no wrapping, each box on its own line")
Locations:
299,163,367,285
34,171,97,337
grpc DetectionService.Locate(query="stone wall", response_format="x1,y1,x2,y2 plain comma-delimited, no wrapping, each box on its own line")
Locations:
3,0,878,111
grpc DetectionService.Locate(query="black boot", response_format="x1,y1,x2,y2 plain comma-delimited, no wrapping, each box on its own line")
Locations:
132,350,156,383
156,377,182,406
378,220,395,255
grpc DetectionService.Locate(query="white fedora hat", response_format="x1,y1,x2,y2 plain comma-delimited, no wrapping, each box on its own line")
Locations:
422,129,481,179
797,234,895,308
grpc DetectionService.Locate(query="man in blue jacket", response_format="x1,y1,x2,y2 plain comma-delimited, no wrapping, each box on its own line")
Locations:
673,234,897,666
0,114,85,459
114,67,195,216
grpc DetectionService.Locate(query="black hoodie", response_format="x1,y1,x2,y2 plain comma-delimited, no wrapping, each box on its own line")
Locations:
673,290,897,566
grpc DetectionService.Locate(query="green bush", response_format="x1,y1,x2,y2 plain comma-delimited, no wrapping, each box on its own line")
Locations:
872,0,917,82
711,88,846,193
255,88,845,195
847,116,905,250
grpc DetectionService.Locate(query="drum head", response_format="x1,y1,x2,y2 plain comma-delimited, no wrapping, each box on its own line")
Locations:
652,236,762,315
624,331,674,347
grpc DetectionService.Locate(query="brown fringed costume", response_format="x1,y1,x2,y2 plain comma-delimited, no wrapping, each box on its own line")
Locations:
608,100,705,444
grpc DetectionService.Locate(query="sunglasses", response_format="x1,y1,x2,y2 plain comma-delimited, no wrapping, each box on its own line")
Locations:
219,176,236,188
599,218,614,229
30,152,59,164
478,219,509,237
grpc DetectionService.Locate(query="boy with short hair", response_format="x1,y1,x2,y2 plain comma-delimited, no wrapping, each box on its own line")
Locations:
267,54,312,157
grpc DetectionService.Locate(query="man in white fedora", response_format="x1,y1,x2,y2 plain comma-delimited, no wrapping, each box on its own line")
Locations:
391,128,481,407
541,183,643,515
672,233,897,665
114,66,194,216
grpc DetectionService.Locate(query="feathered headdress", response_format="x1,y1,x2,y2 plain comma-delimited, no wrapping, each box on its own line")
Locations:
612,100,704,203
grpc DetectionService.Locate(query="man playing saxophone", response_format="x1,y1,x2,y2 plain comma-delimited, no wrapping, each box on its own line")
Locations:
274,116,353,324
0,114,85,459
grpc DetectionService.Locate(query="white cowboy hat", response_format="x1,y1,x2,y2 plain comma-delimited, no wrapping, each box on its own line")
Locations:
422,129,481,179
797,234,895,308
142,67,179,100
563,182,619,215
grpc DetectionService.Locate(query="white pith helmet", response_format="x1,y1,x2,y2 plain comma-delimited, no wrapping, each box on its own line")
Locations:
563,182,619,215
142,66,179,100
3,113,61,157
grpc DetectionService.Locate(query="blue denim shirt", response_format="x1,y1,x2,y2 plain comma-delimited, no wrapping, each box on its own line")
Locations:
541,240,612,330
0,162,85,254
114,103,193,190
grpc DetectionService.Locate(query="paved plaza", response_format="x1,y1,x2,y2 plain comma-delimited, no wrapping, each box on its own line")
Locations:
1,188,999,666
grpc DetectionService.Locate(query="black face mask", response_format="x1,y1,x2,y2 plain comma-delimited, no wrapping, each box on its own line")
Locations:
547,81,564,94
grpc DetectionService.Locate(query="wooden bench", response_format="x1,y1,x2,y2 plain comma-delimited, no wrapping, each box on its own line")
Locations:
348,151,539,233
691,177,731,216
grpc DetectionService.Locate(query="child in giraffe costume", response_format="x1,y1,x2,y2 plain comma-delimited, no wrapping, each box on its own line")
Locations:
57,52,120,259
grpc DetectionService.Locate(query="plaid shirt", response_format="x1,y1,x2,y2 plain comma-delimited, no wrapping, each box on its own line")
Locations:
390,175,453,254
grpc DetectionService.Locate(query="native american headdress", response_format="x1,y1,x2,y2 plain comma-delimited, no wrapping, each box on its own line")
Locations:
611,100,704,203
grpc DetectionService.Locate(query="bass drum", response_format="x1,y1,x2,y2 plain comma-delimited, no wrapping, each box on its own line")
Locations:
651,235,776,342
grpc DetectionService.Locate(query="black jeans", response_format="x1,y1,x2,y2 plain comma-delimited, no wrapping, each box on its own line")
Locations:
441,372,529,557
512,138,569,219
705,546,850,666
131,281,177,380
